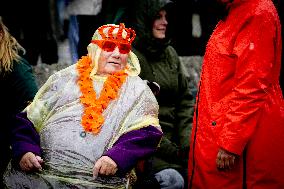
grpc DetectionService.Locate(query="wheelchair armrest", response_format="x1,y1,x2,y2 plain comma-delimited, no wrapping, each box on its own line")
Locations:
146,80,160,96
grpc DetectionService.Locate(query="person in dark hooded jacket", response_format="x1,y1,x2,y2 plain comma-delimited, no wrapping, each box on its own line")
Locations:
0,17,38,188
128,0,195,188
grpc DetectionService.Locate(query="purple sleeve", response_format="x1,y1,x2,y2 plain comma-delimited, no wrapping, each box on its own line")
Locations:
104,126,162,175
11,112,41,162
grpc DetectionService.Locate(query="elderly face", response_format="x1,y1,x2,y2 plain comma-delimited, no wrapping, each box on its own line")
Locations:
97,45,129,76
152,9,168,39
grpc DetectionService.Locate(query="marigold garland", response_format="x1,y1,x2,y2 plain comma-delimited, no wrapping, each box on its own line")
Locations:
76,56,127,135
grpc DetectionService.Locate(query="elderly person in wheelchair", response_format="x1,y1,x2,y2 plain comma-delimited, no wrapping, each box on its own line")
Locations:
4,23,162,189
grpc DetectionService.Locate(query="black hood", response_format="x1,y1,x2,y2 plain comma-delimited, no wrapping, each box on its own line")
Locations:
130,0,174,56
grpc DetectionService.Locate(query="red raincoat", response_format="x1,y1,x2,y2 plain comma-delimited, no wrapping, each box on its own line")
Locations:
188,0,284,188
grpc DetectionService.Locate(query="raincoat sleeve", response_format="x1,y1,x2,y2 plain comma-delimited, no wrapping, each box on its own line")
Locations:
26,71,63,132
217,13,278,155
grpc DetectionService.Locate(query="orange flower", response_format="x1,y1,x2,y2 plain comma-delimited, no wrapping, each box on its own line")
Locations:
76,56,127,135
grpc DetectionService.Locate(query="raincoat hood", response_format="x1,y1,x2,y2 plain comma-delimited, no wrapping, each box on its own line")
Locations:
131,0,174,56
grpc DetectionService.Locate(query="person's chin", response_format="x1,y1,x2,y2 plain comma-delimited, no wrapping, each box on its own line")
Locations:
156,33,166,39
106,66,122,74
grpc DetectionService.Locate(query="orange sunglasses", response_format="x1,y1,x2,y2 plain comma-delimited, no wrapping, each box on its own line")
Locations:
91,40,131,54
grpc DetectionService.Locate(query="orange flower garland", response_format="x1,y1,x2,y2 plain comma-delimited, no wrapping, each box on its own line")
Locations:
76,56,127,135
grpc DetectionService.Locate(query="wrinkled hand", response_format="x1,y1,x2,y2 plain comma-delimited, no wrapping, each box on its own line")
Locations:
216,148,238,170
19,152,43,172
93,156,118,178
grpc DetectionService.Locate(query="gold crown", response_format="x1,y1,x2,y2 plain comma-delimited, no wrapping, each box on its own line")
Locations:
94,23,136,45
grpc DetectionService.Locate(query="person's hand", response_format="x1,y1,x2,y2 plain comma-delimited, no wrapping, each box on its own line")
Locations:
216,148,238,170
19,152,43,172
93,156,118,178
